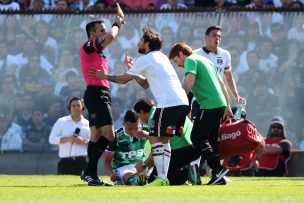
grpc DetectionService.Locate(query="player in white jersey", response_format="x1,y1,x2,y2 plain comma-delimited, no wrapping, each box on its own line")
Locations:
89,27,189,186
193,25,244,103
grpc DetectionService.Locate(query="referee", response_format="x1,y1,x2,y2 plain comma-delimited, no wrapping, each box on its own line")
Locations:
79,3,124,186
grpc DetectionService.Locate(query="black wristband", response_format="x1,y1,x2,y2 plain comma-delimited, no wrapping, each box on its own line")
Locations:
112,22,121,29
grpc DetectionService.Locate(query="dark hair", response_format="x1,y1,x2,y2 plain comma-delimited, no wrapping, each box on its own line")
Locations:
68,96,85,111
85,20,104,39
32,105,46,114
133,98,155,114
142,27,162,51
169,42,192,59
205,25,222,36
291,1,304,8
123,109,139,123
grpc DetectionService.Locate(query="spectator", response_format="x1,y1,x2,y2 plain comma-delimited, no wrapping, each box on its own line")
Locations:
160,26,175,55
53,49,79,94
0,40,19,77
111,98,124,129
160,0,187,9
55,0,68,10
49,97,90,175
257,38,278,74
59,71,80,99
106,41,124,72
247,79,278,133
0,0,20,11
0,74,19,116
67,0,80,10
270,23,289,64
14,93,35,131
89,0,109,11
18,54,52,96
176,23,193,45
28,0,45,10
0,104,23,153
238,50,266,93
79,0,95,10
2,15,21,55
117,24,140,54
290,0,304,8
45,96,65,127
255,116,292,176
245,0,265,8
22,105,54,152
287,17,304,44
279,0,293,8
34,20,59,65
15,37,53,75
243,20,263,53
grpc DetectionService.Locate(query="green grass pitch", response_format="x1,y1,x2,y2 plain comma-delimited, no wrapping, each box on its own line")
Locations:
0,175,303,203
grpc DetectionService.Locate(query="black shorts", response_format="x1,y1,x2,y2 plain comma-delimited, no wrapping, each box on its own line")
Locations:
84,86,113,128
150,105,188,137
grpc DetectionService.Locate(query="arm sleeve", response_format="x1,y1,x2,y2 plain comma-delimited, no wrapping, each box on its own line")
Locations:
224,50,232,72
48,120,62,145
184,58,198,75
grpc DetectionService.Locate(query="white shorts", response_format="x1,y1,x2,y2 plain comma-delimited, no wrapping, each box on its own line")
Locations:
114,164,137,180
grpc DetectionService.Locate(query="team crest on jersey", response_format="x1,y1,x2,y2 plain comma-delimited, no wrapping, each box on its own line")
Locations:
217,57,223,65
128,143,134,150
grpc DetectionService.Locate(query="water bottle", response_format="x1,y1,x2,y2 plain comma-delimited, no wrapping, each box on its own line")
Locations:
233,97,246,120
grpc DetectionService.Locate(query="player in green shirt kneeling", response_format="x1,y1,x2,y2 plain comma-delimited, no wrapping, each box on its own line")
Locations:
104,110,149,186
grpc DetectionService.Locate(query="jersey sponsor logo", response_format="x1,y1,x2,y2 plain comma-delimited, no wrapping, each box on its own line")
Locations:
121,149,144,159
218,130,241,141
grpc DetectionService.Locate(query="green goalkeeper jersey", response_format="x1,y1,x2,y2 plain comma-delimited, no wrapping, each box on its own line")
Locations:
107,126,148,170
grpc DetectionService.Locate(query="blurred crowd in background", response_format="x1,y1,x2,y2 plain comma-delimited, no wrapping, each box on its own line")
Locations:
0,6,303,153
